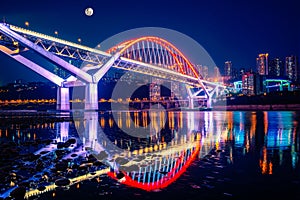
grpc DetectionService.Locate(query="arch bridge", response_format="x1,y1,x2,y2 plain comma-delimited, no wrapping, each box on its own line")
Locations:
0,23,224,110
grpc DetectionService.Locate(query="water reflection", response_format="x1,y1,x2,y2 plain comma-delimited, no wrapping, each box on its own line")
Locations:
73,111,219,171
0,111,300,199
71,111,226,191
224,111,300,174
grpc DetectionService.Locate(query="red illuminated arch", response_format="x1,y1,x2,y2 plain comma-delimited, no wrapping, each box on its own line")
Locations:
107,36,201,79
107,144,200,191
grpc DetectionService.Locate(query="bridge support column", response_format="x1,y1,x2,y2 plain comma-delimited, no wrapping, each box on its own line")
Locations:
215,86,219,96
206,96,212,109
57,87,70,111
188,97,194,109
85,83,98,110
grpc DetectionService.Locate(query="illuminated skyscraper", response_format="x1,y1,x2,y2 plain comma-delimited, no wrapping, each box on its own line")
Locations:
256,53,269,75
242,72,254,95
285,55,299,83
269,57,283,77
202,66,209,79
214,66,221,82
224,61,232,77
214,66,220,77
242,72,265,95
197,65,209,79
195,64,202,78
238,68,245,80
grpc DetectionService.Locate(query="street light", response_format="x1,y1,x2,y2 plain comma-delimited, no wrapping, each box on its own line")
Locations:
54,31,58,37
77,38,82,44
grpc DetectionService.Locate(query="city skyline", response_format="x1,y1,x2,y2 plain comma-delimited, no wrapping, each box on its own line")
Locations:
0,0,299,85
224,53,299,82
0,53,298,86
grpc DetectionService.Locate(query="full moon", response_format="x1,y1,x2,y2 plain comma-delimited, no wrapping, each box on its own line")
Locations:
85,7,93,16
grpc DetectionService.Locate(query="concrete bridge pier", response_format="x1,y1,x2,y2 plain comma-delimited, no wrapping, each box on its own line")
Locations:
85,83,98,110
188,97,194,109
206,96,212,109
56,87,70,111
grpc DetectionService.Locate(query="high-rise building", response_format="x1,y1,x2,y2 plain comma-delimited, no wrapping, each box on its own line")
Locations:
231,67,238,80
256,53,269,75
198,65,209,79
203,66,209,79
242,72,265,96
269,57,283,77
285,55,299,83
195,64,203,78
242,72,254,95
236,68,246,80
214,66,221,82
214,66,220,77
224,61,232,77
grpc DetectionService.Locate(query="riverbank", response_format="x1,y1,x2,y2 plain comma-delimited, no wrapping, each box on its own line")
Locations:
213,104,300,111
212,91,300,111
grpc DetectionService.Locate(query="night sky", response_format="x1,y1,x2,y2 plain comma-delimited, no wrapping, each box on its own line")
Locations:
0,0,299,85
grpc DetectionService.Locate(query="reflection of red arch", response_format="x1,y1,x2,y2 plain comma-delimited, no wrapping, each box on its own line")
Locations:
107,144,200,191
107,36,200,79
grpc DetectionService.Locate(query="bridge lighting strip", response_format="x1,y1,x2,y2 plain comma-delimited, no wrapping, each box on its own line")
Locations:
120,57,199,81
266,83,290,88
201,80,226,88
114,62,197,85
113,65,196,86
265,79,291,83
9,24,111,57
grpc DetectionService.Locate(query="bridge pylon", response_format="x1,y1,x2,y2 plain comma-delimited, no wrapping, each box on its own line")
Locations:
56,87,70,111
84,83,98,110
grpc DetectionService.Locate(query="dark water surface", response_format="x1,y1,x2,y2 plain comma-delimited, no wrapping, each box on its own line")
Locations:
1,111,300,199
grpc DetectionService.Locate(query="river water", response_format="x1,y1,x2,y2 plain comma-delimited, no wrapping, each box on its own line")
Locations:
0,110,300,199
